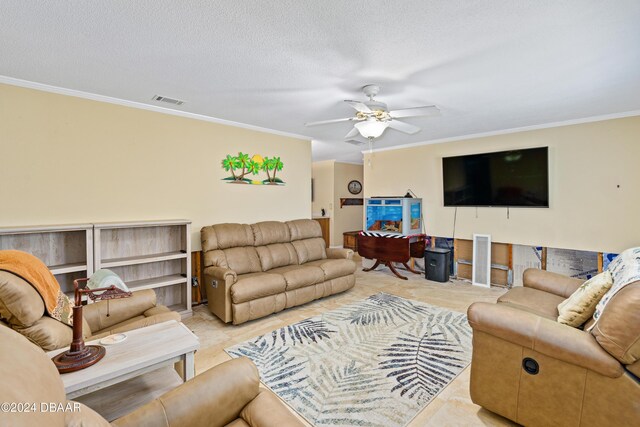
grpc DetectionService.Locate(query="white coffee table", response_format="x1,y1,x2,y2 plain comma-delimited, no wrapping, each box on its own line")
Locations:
47,320,199,399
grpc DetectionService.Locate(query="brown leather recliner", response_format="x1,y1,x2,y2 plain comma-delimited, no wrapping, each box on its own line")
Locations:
202,219,356,325
0,270,181,351
0,324,305,427
467,268,640,427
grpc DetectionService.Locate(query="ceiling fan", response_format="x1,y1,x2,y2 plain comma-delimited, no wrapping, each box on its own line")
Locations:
305,84,440,140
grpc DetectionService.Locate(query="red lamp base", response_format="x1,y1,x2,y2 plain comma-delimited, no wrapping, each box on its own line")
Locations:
52,345,106,374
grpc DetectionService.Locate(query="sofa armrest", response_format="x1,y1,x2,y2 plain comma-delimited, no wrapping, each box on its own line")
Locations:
204,266,237,283
83,289,156,333
112,357,260,427
326,248,354,260
523,268,584,298
240,389,305,427
467,302,623,378
204,267,236,323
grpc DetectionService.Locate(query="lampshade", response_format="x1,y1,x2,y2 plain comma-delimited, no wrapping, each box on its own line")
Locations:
86,269,129,293
355,119,389,139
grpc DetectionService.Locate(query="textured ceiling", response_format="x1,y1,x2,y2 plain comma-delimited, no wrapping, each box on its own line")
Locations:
1,1,640,163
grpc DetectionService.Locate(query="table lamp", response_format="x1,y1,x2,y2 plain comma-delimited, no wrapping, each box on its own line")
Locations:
52,274,132,373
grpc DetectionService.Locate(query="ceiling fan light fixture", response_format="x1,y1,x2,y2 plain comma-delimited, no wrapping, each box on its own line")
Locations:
355,119,389,139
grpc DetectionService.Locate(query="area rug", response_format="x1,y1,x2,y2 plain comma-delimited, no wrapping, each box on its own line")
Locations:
226,293,471,427
226,293,472,426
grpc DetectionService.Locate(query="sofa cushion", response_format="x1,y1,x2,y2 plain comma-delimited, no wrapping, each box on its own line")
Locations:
201,223,254,251
269,265,325,291
497,287,565,319
292,238,327,264
83,288,157,332
557,271,612,327
592,247,640,324
306,258,357,281
203,249,227,270
251,221,291,246
226,419,251,427
0,325,68,426
223,247,262,275
286,219,323,240
590,282,640,365
231,273,287,304
232,293,287,325
90,310,181,340
255,243,298,271
12,315,72,351
497,302,557,320
0,270,45,327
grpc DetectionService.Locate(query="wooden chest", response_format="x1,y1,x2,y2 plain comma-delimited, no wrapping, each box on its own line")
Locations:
343,230,361,252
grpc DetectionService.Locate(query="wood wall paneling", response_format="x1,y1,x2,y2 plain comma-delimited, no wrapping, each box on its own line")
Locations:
313,218,330,248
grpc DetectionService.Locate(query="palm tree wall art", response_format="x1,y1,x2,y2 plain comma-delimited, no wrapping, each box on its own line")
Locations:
221,152,286,185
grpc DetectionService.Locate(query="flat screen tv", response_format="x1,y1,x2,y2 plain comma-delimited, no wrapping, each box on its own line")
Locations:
442,147,549,207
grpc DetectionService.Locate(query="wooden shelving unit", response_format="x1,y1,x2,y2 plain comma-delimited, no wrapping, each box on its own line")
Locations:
93,220,192,318
0,224,94,295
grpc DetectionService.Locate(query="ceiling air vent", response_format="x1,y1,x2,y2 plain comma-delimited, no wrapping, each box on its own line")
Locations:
151,95,185,106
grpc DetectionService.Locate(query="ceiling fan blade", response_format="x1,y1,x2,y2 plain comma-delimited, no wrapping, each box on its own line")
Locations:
305,117,354,127
388,120,421,135
344,127,360,139
345,139,366,146
344,100,372,113
389,105,440,118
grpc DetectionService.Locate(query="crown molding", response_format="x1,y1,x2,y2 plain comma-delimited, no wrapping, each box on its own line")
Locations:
335,160,364,165
362,109,640,154
0,75,313,141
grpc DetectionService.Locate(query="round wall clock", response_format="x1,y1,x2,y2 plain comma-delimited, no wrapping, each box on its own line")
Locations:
348,180,362,195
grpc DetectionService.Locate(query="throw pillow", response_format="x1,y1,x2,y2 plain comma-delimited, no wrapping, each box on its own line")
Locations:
557,271,613,327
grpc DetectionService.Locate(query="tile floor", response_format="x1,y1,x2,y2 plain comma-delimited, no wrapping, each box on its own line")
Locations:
184,262,518,426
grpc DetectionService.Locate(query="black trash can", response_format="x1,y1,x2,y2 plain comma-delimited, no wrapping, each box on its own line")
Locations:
425,247,451,283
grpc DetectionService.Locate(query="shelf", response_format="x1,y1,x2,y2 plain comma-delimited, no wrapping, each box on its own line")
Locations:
126,275,188,291
340,198,364,208
50,262,88,275
101,251,187,268
94,219,191,229
0,223,93,234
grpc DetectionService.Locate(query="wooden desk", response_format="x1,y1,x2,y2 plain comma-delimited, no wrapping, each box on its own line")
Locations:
47,320,199,399
358,233,426,280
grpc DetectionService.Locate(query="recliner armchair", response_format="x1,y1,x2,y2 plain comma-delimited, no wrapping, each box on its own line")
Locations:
0,270,181,351
0,324,305,427
467,268,640,427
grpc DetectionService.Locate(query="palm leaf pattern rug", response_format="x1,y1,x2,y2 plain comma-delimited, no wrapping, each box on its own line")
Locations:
226,293,472,427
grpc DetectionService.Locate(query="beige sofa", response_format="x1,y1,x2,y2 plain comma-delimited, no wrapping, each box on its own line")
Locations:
0,269,180,351
201,219,356,324
467,268,640,426
0,324,304,427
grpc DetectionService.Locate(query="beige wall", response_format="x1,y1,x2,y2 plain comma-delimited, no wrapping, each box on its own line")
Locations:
312,160,334,218
311,160,364,246
364,116,640,253
0,83,312,250
333,162,364,245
